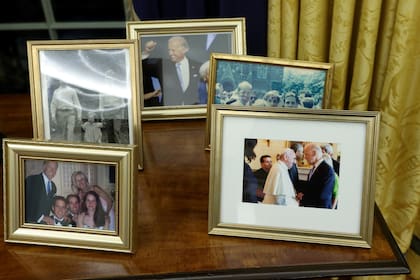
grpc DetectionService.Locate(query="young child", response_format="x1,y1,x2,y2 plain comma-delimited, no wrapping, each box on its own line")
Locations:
81,112,104,143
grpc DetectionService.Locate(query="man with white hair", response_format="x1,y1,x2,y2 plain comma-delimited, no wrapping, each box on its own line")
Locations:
300,143,335,209
263,90,284,107
229,80,253,106
321,143,340,175
262,148,299,206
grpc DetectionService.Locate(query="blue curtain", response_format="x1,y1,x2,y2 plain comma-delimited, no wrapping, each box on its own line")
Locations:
132,0,268,56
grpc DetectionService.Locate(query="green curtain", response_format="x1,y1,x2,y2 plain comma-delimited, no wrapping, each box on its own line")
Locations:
268,0,420,279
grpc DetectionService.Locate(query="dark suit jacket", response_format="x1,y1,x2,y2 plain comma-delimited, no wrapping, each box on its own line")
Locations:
142,57,163,107
161,57,201,106
288,163,304,193
51,215,74,227
332,158,340,175
300,160,335,209
253,168,269,202
186,33,232,62
25,173,57,223
243,163,258,203
197,80,207,105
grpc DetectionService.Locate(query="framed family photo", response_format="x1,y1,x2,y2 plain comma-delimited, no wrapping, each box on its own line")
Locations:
205,53,334,148
208,105,380,248
27,39,144,169
2,138,137,253
126,18,247,120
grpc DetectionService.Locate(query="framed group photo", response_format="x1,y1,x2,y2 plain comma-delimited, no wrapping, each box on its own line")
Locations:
208,105,380,248
126,18,247,120
3,138,137,253
205,53,334,148
26,39,144,169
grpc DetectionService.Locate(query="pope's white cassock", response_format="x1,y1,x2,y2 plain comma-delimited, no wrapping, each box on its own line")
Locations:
262,160,299,206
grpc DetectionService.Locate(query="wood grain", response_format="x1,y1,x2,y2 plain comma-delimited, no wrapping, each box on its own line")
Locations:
0,93,409,279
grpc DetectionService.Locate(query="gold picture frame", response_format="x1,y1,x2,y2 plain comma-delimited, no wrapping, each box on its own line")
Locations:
26,39,144,169
208,105,380,248
126,18,247,120
3,138,137,253
205,53,334,148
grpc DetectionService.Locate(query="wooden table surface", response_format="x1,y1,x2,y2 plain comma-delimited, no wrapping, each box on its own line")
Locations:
0,94,409,280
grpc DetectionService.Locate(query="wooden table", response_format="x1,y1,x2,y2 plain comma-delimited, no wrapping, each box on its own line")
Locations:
0,94,410,279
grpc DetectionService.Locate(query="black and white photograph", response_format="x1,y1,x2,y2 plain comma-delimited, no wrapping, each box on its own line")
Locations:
27,39,144,168
46,77,130,144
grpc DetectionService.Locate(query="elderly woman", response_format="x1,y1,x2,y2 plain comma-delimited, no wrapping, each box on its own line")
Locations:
197,60,210,104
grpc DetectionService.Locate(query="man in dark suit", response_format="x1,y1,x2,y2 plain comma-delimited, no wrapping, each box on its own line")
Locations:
161,36,201,106
50,196,74,227
253,155,272,202
288,143,304,189
300,143,335,209
25,160,58,224
186,33,232,62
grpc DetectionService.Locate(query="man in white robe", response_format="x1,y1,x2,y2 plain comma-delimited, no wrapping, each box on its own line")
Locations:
262,148,299,207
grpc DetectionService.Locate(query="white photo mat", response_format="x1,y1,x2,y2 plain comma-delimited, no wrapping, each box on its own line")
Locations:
219,115,364,234
208,105,380,248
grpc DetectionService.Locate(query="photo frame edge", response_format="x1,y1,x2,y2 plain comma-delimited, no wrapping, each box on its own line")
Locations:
2,138,137,253
26,39,144,169
207,106,380,248
204,53,335,148
126,17,247,120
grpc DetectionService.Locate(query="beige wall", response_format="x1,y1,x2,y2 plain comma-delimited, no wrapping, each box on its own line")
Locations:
248,139,341,171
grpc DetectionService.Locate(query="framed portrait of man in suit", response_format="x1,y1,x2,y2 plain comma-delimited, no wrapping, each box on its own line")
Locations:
3,138,137,253
27,39,144,169
126,18,246,120
208,105,380,248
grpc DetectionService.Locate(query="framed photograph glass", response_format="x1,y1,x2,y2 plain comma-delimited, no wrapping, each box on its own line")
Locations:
27,39,144,169
205,53,334,147
126,18,247,120
208,105,380,248
3,138,137,253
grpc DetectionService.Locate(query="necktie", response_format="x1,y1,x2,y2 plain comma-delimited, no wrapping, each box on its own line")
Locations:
47,180,52,194
176,63,184,91
308,166,315,180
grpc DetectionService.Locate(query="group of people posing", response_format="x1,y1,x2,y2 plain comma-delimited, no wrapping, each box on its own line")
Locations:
50,80,128,144
244,140,340,209
25,160,115,230
215,80,322,109
140,35,323,110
